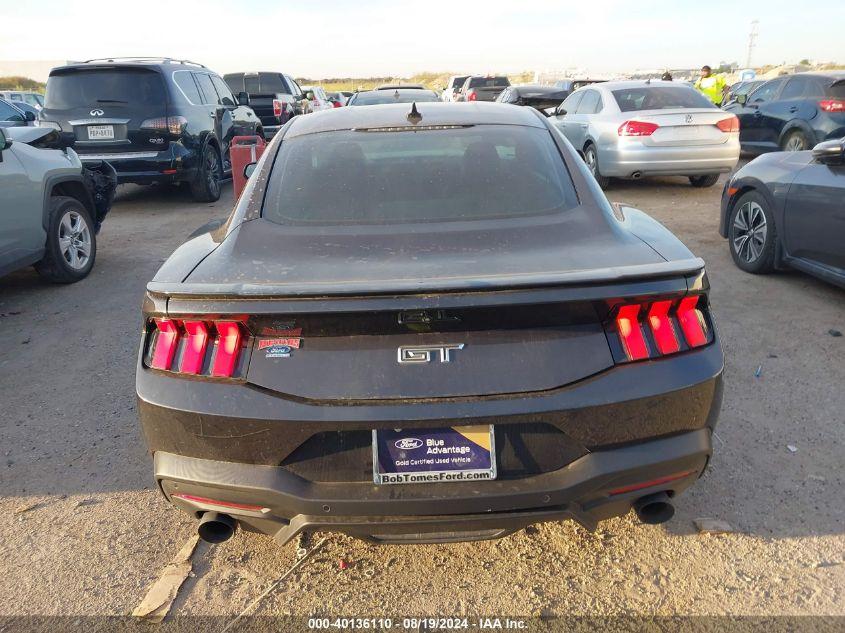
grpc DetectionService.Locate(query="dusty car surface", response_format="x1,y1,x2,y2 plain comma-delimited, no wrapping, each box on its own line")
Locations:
0,126,116,282
136,102,723,546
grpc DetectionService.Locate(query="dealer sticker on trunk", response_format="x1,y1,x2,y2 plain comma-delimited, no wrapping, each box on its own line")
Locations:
372,425,496,485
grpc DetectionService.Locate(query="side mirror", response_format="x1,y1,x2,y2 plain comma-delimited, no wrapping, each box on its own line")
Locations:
555,105,567,116
811,139,845,166
25,110,36,122
237,91,250,106
736,93,748,106
244,162,257,179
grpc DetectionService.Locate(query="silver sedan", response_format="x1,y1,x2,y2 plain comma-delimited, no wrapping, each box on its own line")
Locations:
552,80,740,188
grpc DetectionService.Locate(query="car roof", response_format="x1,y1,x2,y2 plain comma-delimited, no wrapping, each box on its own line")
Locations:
50,58,208,74
286,102,547,138
580,79,684,91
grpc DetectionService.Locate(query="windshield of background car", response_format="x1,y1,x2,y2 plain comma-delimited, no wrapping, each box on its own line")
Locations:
468,77,510,88
263,125,578,226
349,91,440,105
451,76,469,89
613,86,715,111
45,68,166,109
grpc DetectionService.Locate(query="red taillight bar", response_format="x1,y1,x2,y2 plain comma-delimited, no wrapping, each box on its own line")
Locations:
647,300,680,355
716,115,740,133
616,304,649,360
272,99,283,118
676,295,708,348
211,321,243,377
180,320,208,374
819,99,845,113
618,120,659,136
150,319,179,370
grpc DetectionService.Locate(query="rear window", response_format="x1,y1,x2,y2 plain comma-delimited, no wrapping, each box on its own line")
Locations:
451,76,469,89
830,81,845,99
45,68,166,109
350,91,439,105
239,73,291,95
613,86,714,112
469,77,510,88
263,125,577,226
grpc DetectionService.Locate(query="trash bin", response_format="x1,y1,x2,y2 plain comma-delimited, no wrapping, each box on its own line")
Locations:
230,135,266,200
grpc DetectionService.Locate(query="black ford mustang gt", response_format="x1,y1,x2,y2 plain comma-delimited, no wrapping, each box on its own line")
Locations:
136,102,724,546
720,137,845,289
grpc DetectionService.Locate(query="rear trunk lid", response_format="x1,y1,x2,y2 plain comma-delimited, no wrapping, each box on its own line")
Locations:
42,65,170,155
632,109,734,147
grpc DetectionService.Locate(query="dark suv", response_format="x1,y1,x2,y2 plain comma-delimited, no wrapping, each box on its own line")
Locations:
724,72,845,153
40,58,263,201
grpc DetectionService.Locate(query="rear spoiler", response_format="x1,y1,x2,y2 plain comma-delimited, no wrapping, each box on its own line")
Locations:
147,257,705,299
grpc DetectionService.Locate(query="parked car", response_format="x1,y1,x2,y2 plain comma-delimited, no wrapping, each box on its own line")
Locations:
299,85,334,112
0,126,116,282
496,85,569,112
0,98,37,128
722,80,764,107
224,72,305,139
442,75,469,102
724,72,845,153
720,136,845,288
553,80,740,188
346,88,440,106
325,92,346,107
137,102,723,546
553,79,607,99
457,76,510,102
40,57,262,202
0,90,45,110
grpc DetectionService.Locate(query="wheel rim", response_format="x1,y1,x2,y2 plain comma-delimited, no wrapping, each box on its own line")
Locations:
58,210,91,270
784,134,805,152
205,149,220,196
731,201,768,263
585,148,597,175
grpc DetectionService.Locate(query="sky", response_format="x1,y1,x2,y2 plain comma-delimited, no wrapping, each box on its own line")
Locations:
1,0,843,79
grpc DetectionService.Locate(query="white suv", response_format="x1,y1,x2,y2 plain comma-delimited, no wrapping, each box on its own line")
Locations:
441,76,469,102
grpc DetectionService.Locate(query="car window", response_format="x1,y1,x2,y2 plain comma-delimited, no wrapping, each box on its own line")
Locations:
285,75,302,97
576,90,600,114
192,73,218,105
346,90,440,105
0,100,24,121
173,71,202,104
452,76,469,90
613,86,714,111
45,68,166,109
10,93,23,101
263,126,578,226
257,73,290,95
780,77,808,100
211,76,236,106
24,94,43,107
804,79,826,98
560,91,583,114
468,77,510,88
830,81,845,99
749,79,785,103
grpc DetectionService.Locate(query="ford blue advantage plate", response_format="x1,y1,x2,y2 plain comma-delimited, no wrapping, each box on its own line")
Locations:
372,425,497,485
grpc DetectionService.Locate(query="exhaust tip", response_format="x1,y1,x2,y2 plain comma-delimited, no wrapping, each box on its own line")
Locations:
630,171,643,180
197,511,236,544
633,492,675,525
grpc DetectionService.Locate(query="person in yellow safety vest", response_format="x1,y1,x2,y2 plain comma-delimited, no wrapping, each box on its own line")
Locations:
695,65,728,106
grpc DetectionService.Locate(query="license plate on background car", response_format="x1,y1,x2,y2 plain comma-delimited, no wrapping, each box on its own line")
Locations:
87,125,114,140
372,425,496,485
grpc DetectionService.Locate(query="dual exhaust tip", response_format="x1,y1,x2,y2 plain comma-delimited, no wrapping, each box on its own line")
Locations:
195,493,675,542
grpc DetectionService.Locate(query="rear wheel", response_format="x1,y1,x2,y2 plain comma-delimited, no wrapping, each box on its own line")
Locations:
35,196,97,283
583,144,610,189
728,191,776,274
190,144,222,202
781,129,809,152
689,174,720,188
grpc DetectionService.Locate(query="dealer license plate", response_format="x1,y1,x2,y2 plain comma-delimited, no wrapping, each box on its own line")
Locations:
372,425,496,485
87,125,114,140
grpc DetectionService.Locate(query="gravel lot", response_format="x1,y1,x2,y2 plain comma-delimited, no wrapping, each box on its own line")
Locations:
1,173,843,625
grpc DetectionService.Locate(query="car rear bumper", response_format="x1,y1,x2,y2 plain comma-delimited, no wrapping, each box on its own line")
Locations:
77,142,198,184
155,428,712,544
138,339,723,544
598,139,740,178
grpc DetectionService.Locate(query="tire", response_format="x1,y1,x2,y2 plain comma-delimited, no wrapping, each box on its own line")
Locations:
781,129,809,152
583,143,610,189
689,174,720,188
34,196,97,283
727,190,777,274
190,144,222,202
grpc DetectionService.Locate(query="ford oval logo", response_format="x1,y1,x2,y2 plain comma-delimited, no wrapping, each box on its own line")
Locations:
90,109,104,116
394,438,423,450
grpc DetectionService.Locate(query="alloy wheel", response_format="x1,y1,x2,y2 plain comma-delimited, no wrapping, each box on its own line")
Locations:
731,201,768,263
206,149,221,197
784,134,806,152
585,148,597,175
58,210,92,270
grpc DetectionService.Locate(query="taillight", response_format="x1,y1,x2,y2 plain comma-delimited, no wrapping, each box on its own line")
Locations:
716,115,740,133
467,90,477,102
819,99,845,112
145,318,248,378
607,295,712,362
140,115,188,136
618,120,659,136
272,99,283,117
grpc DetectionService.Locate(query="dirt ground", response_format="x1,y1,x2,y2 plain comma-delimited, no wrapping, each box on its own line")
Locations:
0,172,843,627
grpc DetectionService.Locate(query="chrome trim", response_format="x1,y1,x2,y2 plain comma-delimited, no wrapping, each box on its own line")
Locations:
78,151,159,161
68,118,130,126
